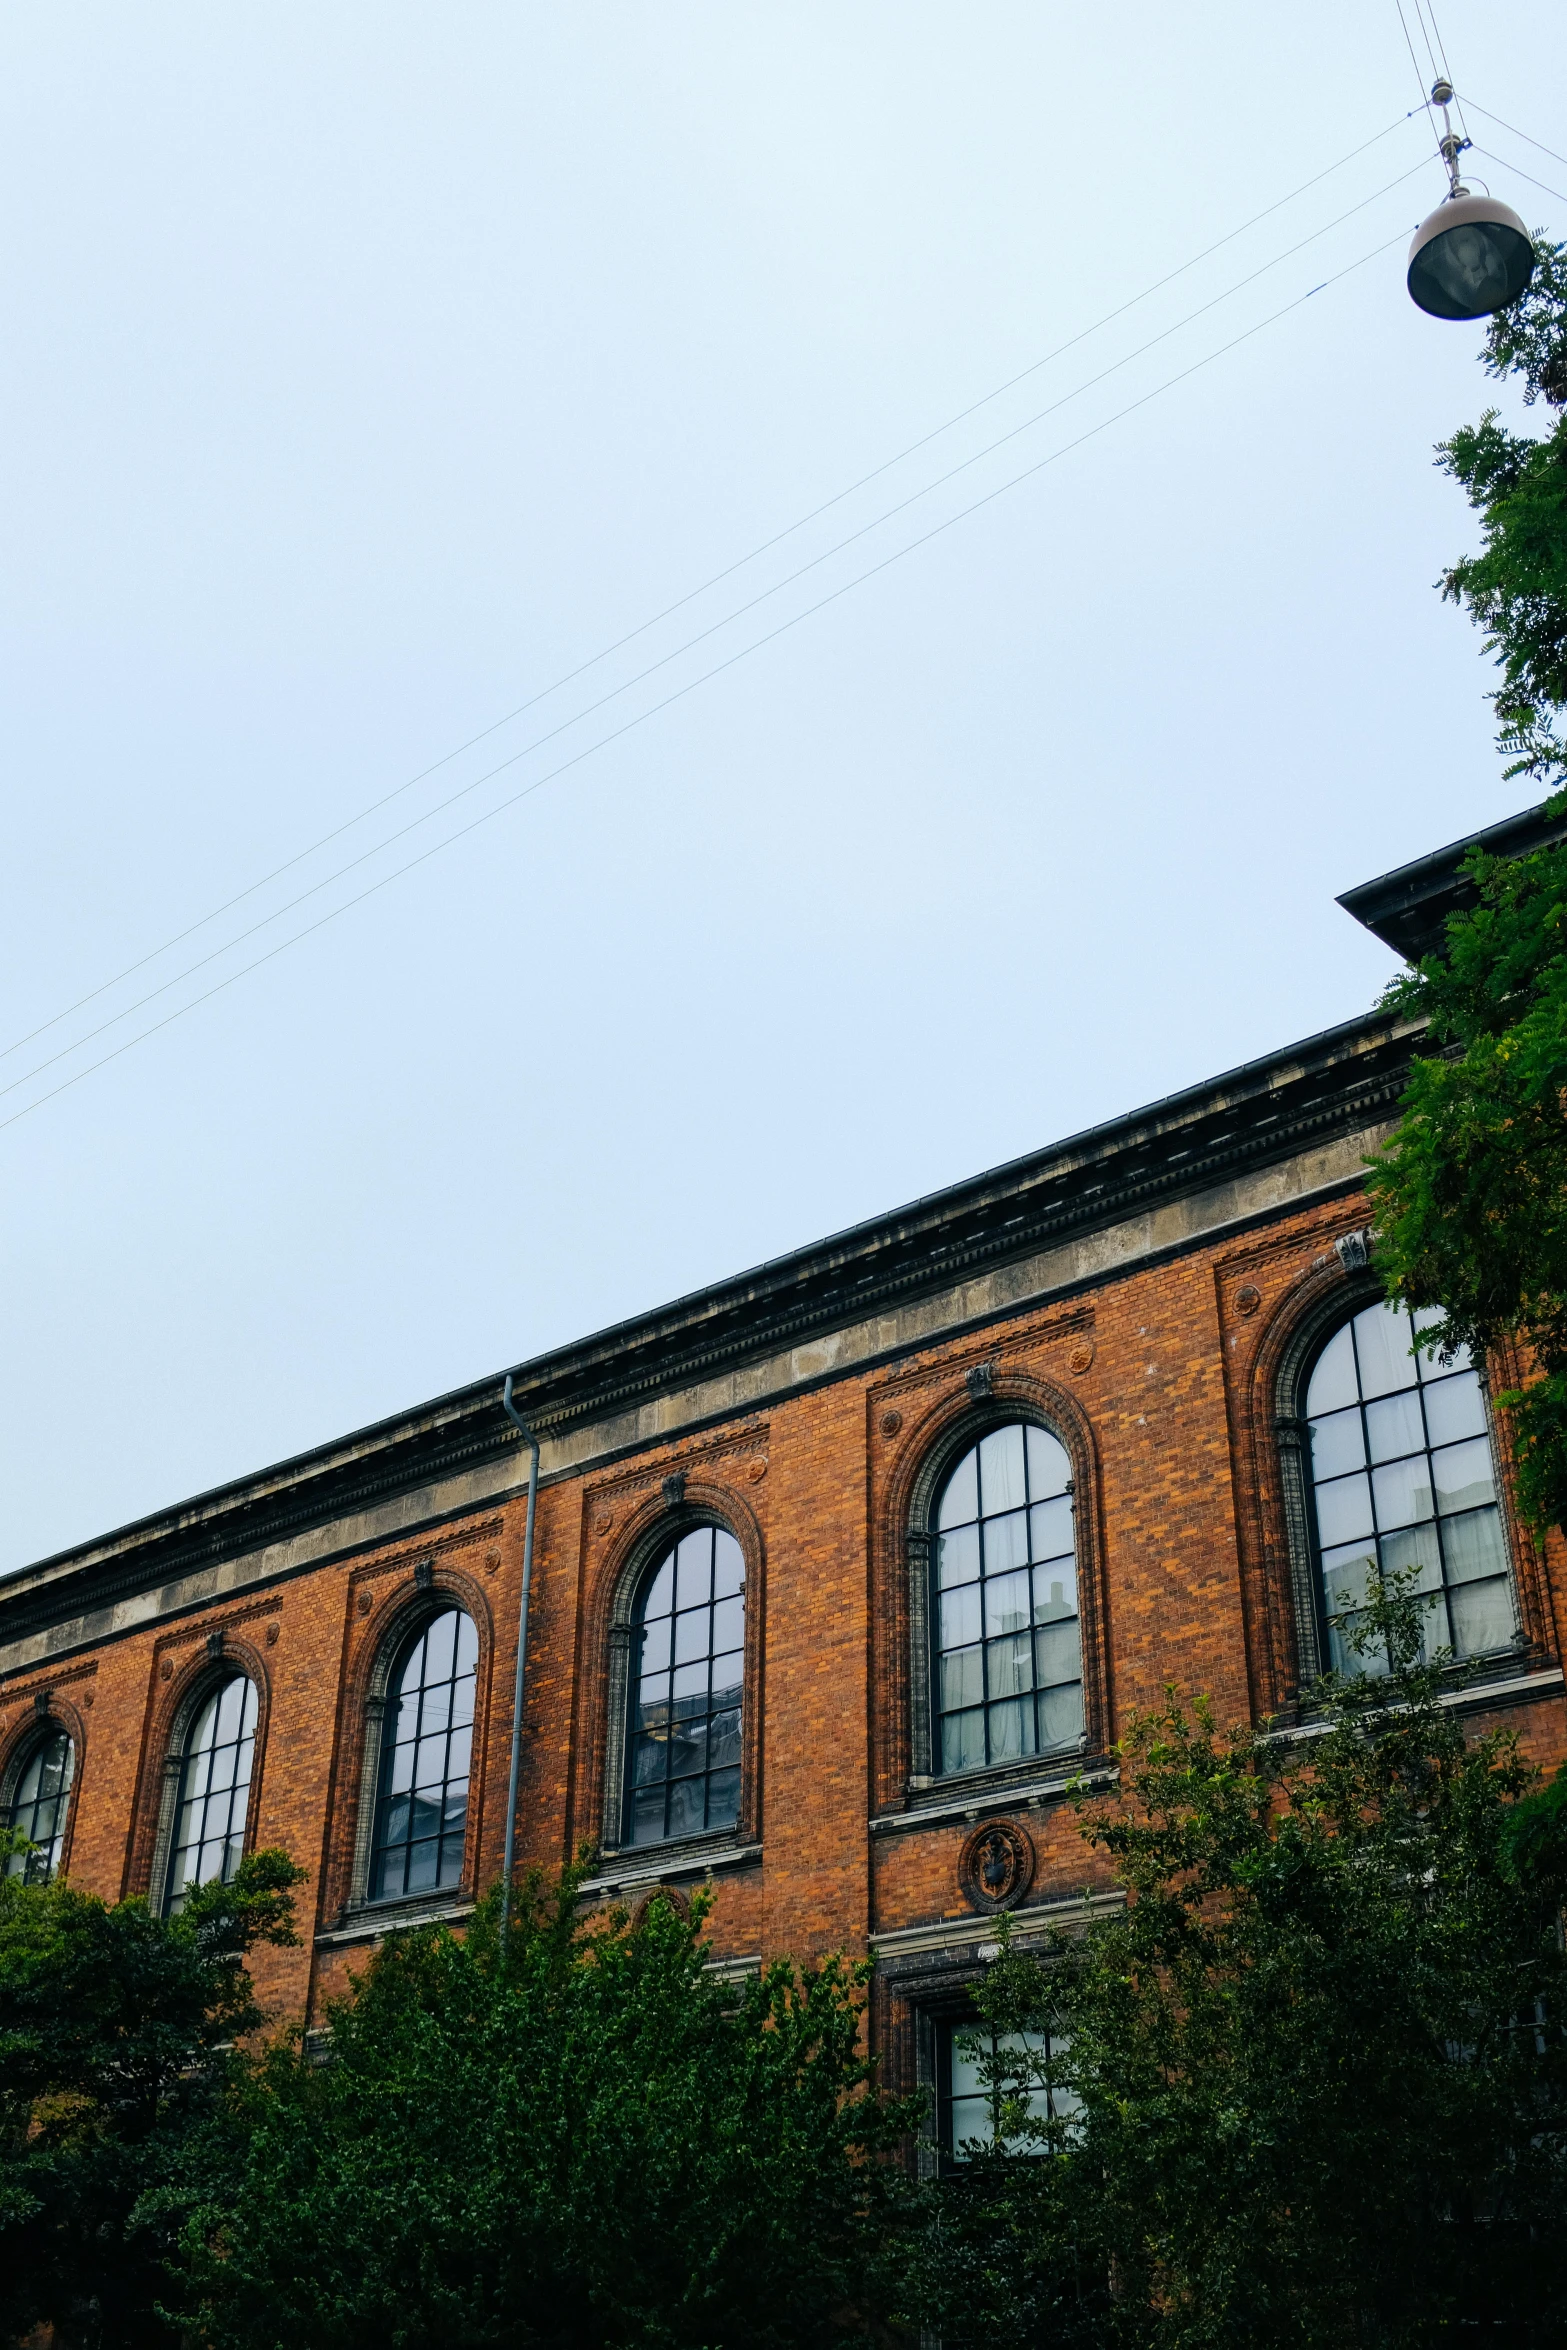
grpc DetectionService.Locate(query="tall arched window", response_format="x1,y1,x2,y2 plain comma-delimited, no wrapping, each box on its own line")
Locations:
1305,1297,1515,1672
626,1524,744,1846
933,1421,1080,1777
3,1728,75,1884
165,1674,257,1914
370,1608,477,1900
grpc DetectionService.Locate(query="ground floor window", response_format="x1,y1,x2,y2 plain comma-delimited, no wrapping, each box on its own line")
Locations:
941,2018,1080,2157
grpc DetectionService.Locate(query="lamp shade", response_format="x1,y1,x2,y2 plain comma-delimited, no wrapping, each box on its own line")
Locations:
1408,193,1535,320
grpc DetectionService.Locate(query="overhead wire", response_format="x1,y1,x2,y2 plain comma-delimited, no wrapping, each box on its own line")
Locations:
0,163,1433,1108
0,223,1412,1137
1468,150,1567,208
0,108,1428,1074
1393,0,1446,160
1461,102,1567,176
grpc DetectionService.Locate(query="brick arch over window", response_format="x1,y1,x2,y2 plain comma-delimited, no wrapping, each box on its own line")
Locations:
589,1480,766,1856
0,1691,88,1883
329,1566,495,1921
874,1369,1108,1803
1237,1255,1547,1706
124,1637,271,1905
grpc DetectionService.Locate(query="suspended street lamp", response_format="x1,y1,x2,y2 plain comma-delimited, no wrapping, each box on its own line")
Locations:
1408,79,1534,321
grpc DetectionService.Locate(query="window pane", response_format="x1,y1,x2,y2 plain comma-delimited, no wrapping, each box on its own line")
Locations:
988,1697,1035,1761
1372,1455,1434,1532
1441,1505,1508,1585
942,1708,986,1774
1448,1577,1515,1657
706,1769,741,1831
1033,1563,1078,1624
1315,1472,1374,1547
938,1447,979,1529
1380,1522,1442,1591
1309,1408,1365,1480
1434,1438,1494,1517
631,1787,666,1845
941,1584,983,1649
1028,1495,1074,1565
637,1673,670,1729
672,1660,708,1710
979,1426,1027,1516
633,1733,665,1787
642,1557,674,1620
708,1707,741,1770
675,1530,713,1611
984,1508,1030,1577
710,1652,744,1709
1353,1301,1419,1398
424,1611,456,1684
1307,1322,1358,1416
673,1607,711,1665
940,1645,983,1712
1026,1425,1071,1499
987,1631,1034,1697
639,1617,671,1675
1423,1369,1486,1447
711,1595,744,1655
713,1532,745,1598
1365,1389,1425,1465
937,1524,981,1589
667,1775,706,1839
1035,1618,1081,1688
1038,1680,1085,1748
1321,1541,1378,1618
983,1570,1031,1639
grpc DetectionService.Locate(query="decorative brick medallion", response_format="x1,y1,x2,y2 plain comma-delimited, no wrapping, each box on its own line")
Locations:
958,1818,1036,1914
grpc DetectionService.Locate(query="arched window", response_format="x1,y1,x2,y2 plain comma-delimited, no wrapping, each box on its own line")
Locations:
626,1524,744,1846
165,1674,257,1914
933,1421,1080,1777
1305,1297,1515,1672
370,1608,477,1900
3,1728,75,1884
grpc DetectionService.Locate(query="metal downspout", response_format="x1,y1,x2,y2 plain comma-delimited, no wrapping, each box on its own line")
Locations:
499,1371,540,1953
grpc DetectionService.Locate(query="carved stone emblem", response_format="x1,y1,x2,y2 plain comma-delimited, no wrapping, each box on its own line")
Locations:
879,1408,903,1438
1067,1340,1095,1375
958,1818,1036,1915
632,1883,691,1929
265,1621,280,1647
965,1362,995,1401
1235,1283,1262,1317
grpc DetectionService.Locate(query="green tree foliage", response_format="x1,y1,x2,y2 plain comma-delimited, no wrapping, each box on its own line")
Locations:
169,1869,919,2350
1365,238,1567,1529
0,1844,303,2350
903,1583,1567,2348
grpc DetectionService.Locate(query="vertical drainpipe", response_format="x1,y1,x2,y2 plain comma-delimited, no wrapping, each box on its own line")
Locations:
499,1371,540,1955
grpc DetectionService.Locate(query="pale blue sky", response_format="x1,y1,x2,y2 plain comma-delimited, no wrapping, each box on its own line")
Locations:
3,3,1563,1571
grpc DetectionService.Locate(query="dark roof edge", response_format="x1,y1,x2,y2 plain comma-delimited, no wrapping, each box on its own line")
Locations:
4,1003,1413,1603
1337,796,1567,964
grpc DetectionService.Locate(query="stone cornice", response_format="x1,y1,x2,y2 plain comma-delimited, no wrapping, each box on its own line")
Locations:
0,1010,1418,1653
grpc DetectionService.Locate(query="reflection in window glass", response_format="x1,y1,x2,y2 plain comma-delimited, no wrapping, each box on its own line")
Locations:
1306,1300,1514,1672
3,1730,74,1884
933,1422,1081,1777
165,1675,258,1914
627,1526,745,1846
945,2021,1080,2157
370,1610,478,1900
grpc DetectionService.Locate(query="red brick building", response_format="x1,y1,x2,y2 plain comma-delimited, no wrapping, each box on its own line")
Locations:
4,807,1564,2151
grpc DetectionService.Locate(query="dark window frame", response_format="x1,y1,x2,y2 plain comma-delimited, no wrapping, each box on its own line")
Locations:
2,1726,75,1885
928,1419,1083,1782
368,1606,478,1904
622,1522,746,1850
163,1672,258,1916
1299,1298,1519,1676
